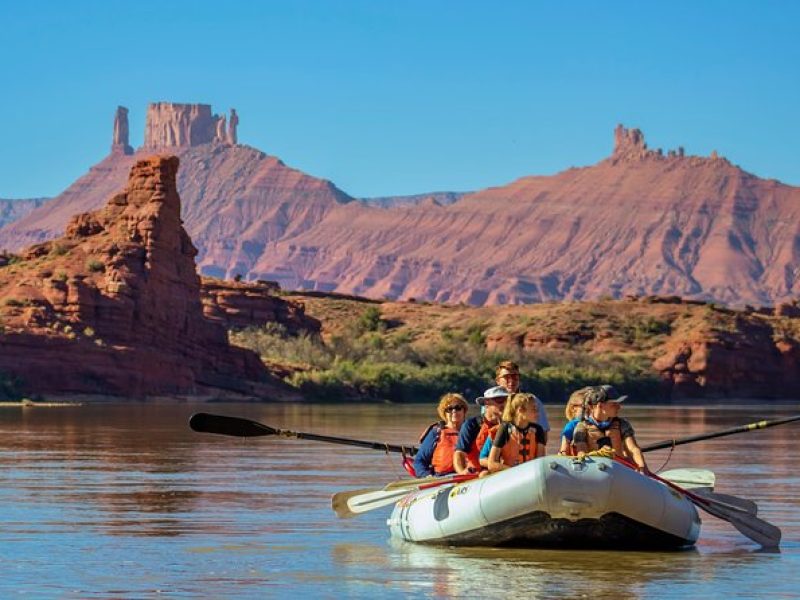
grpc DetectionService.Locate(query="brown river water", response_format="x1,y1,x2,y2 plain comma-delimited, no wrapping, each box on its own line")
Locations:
1,403,798,598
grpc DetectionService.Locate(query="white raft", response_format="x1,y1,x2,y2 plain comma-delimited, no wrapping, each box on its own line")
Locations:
388,455,701,549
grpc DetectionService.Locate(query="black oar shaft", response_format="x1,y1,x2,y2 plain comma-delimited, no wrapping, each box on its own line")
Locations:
275,430,417,455
642,415,800,452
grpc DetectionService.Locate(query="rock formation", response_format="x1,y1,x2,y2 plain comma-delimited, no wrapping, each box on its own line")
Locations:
143,102,239,148
0,155,299,398
228,108,238,144
111,106,133,155
2,109,800,308
201,277,321,335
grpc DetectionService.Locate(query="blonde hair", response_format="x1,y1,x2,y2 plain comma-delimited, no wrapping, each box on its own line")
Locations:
565,387,592,420
501,392,537,423
437,392,468,421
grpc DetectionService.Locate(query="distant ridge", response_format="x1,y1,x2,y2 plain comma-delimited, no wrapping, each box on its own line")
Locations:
0,198,50,229
2,105,799,307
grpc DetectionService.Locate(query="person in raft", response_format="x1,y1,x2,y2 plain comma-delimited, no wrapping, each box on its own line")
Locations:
413,393,469,477
570,385,650,473
558,386,593,455
487,392,547,472
494,360,550,443
452,386,508,475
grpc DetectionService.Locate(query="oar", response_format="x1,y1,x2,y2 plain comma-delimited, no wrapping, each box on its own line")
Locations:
642,415,800,452
616,457,780,547
333,473,479,519
693,488,758,516
189,412,418,454
658,468,715,490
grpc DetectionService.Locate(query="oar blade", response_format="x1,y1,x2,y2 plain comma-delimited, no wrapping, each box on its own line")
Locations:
698,500,781,548
189,413,277,437
332,487,413,519
693,489,758,515
659,468,716,490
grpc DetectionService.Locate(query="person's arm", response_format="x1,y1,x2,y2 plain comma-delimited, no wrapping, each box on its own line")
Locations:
624,435,648,472
413,429,438,478
453,418,479,475
536,442,547,458
488,424,509,472
534,423,547,457
478,435,493,467
453,450,469,474
558,419,577,455
487,446,506,472
620,419,647,472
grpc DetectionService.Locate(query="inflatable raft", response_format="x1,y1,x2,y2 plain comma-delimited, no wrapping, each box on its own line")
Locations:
387,455,701,549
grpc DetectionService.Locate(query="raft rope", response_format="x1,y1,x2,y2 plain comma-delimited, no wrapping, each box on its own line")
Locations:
653,439,676,474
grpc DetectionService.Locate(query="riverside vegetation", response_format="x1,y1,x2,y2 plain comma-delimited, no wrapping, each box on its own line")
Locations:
229,296,696,403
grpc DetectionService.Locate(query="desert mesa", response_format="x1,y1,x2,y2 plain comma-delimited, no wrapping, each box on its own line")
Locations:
2,102,799,308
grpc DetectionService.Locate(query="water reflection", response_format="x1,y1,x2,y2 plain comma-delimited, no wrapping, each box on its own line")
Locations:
0,403,798,597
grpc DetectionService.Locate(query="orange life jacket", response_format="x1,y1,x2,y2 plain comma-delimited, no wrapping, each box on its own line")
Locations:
571,417,626,458
497,422,541,467
465,418,494,471
430,425,460,475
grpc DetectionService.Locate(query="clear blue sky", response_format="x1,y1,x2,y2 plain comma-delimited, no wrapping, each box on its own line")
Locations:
1,1,798,199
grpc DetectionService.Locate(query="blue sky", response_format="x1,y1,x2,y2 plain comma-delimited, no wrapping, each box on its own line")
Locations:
0,1,798,198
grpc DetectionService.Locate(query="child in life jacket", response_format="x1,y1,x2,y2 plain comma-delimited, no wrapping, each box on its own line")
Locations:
487,393,546,473
571,385,649,473
413,393,469,477
558,386,593,455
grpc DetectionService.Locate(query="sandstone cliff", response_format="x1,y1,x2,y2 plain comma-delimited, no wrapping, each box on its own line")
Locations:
0,155,297,398
2,106,799,308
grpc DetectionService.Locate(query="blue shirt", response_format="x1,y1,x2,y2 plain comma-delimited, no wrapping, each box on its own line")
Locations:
455,415,484,453
561,417,581,442
413,425,441,478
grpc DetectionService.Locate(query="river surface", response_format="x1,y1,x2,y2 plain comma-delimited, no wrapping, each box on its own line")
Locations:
1,403,798,598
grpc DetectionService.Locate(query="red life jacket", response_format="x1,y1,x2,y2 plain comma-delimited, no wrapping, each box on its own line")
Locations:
418,421,460,476
431,426,460,475
465,418,494,471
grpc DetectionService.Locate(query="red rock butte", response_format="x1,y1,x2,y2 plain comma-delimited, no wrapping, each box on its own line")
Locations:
0,154,300,398
1,104,799,308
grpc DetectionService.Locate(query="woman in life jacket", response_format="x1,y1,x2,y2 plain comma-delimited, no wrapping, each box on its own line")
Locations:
413,393,469,477
558,386,593,455
487,393,546,473
570,385,649,473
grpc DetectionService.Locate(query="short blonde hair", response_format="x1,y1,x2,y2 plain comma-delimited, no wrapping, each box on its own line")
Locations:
502,392,537,423
437,392,468,421
565,387,592,420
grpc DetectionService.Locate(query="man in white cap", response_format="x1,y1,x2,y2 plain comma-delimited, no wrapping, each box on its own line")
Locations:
452,386,508,475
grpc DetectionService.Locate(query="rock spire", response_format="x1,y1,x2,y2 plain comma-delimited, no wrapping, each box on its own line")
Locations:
111,106,133,155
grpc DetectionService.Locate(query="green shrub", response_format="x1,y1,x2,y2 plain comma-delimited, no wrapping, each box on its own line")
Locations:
357,306,384,333
86,260,105,273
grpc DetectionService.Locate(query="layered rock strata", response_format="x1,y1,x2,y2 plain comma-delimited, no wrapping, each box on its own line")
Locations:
3,111,800,308
0,155,291,398
143,102,238,148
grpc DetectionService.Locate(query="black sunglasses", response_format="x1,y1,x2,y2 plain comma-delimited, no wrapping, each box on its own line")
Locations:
444,405,465,412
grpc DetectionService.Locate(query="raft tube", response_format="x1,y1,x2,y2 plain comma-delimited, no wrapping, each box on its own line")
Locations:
388,455,700,549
